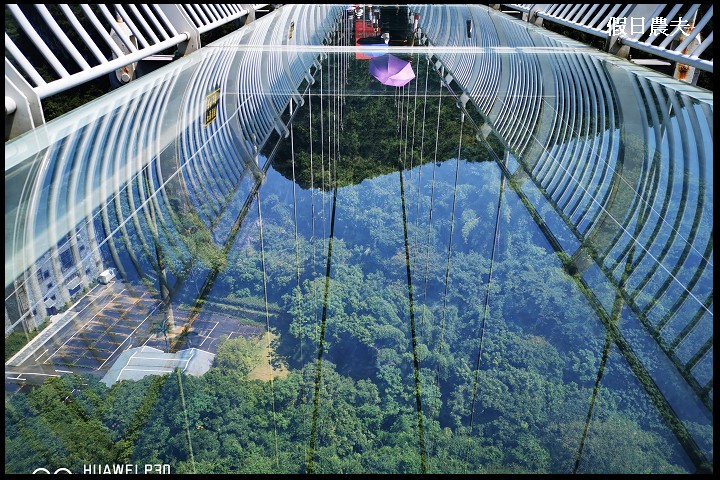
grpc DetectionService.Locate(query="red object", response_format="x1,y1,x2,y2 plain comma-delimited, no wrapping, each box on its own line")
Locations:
355,18,377,60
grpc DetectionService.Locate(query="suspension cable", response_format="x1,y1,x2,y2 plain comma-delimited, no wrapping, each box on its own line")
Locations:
176,368,196,473
309,64,317,312
404,83,410,168
438,106,465,355
290,99,301,291
400,150,428,475
308,31,342,470
398,85,405,168
257,189,280,470
420,79,444,336
413,56,430,270
409,57,420,176
465,152,507,471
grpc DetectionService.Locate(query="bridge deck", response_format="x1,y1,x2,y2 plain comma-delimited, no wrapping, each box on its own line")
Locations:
4,4,713,474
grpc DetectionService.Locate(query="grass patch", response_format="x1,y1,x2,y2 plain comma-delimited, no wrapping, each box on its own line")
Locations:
247,332,289,381
5,322,49,361
179,296,281,319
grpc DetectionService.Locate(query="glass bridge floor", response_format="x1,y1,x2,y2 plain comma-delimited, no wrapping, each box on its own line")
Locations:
4,4,713,474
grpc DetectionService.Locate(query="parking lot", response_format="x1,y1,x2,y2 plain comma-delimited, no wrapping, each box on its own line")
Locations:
143,311,264,355
8,280,267,385
35,281,163,371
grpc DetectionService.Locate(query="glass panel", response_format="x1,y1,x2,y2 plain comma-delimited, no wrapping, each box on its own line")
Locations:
5,4,712,475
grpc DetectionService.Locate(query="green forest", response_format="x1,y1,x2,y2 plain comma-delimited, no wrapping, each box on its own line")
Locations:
5,50,709,475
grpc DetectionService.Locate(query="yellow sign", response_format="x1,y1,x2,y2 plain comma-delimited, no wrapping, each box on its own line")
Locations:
204,88,220,126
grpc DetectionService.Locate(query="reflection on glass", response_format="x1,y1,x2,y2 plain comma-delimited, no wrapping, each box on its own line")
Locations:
4,4,712,475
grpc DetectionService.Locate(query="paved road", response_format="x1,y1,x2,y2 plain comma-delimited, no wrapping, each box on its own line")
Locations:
6,281,162,384
6,280,264,388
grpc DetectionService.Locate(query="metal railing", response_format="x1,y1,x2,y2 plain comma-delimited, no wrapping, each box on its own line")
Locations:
4,4,271,140
414,3,712,470
5,4,340,335
498,4,713,78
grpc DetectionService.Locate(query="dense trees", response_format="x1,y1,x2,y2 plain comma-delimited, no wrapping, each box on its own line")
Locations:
6,162,697,472
5,52,704,475
6,350,691,473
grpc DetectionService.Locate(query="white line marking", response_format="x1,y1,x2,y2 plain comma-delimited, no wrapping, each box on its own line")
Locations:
116,350,139,383
98,301,162,370
199,322,220,347
47,290,125,360
34,348,49,361
122,367,178,372
128,356,190,363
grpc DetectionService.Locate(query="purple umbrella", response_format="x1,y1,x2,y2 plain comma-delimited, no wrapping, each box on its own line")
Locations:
369,54,415,87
